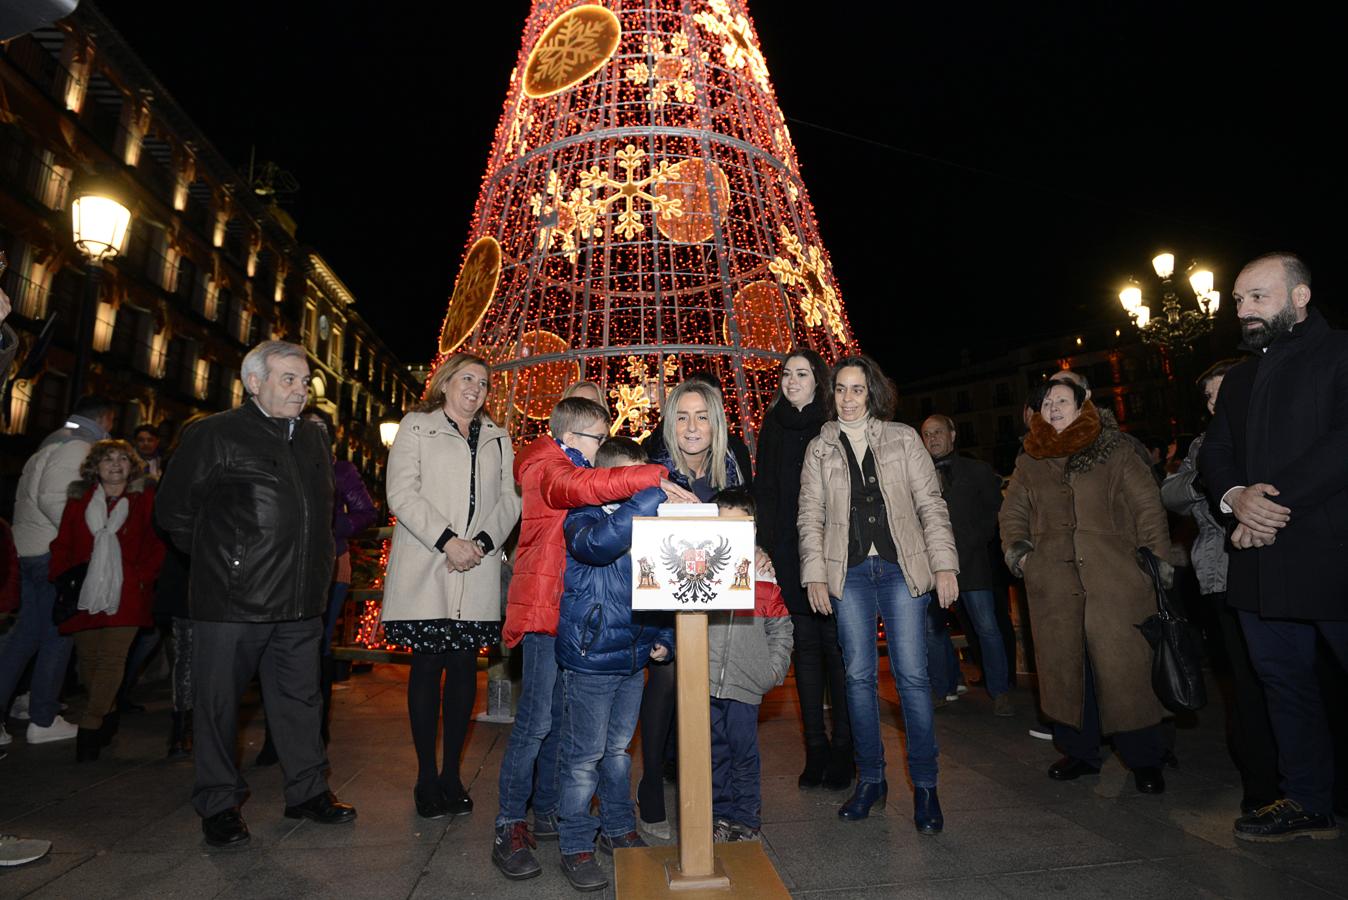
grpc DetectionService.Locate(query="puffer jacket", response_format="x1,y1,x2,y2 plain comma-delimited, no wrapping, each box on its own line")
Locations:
1161,432,1226,595
708,579,793,706
556,487,673,674
12,413,108,557
156,402,334,623
798,418,958,599
502,437,667,646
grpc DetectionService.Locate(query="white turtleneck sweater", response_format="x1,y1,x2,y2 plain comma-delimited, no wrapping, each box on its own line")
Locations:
838,415,878,557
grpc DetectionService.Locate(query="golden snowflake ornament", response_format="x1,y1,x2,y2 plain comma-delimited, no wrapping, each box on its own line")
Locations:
578,144,683,240
768,225,846,341
693,0,771,93
625,31,696,109
530,170,602,264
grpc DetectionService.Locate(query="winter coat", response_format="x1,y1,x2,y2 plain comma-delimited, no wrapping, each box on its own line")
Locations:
52,479,166,634
1000,402,1170,733
753,398,827,614
12,413,108,557
381,411,520,623
0,519,19,614
797,419,958,600
932,453,1003,591
1161,433,1226,595
156,402,335,623
556,487,674,675
333,459,378,557
708,580,793,706
1199,309,1348,621
502,437,667,646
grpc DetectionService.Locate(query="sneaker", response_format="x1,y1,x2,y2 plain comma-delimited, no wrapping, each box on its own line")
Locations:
712,817,737,843
9,693,30,721
639,818,672,841
531,810,559,841
1234,799,1340,843
0,834,52,867
955,684,969,696
0,725,10,746
491,822,542,880
993,693,1015,717
560,851,608,892
1028,725,1053,741
944,692,960,703
598,830,647,854
729,823,761,842
26,716,78,744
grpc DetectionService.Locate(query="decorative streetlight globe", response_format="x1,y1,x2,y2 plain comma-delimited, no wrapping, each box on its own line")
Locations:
71,192,131,263
379,421,400,448
430,0,859,450
1118,251,1219,351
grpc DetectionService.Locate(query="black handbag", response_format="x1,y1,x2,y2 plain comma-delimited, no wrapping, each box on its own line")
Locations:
1134,547,1207,712
50,562,88,626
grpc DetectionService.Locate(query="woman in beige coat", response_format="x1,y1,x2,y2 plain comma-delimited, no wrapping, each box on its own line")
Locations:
1000,380,1170,794
798,355,958,833
382,353,521,819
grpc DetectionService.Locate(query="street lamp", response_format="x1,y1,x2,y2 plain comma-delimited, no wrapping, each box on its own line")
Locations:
379,421,400,448
68,182,131,407
1118,250,1220,351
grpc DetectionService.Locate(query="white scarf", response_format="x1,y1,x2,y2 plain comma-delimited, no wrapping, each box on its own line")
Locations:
78,484,129,616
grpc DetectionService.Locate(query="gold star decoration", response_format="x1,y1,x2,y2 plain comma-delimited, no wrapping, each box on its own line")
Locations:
768,225,846,341
693,0,771,93
625,31,697,109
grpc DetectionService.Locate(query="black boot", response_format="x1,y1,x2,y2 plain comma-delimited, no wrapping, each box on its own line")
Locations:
799,742,828,788
76,727,101,762
821,742,855,791
97,710,120,747
168,711,191,760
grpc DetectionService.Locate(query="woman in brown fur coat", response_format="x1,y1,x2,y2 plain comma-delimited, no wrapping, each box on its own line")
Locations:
1000,380,1171,793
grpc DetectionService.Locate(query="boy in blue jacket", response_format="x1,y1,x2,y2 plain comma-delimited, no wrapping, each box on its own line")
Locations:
554,437,673,892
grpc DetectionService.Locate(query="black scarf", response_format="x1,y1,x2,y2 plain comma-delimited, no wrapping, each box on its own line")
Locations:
770,396,827,432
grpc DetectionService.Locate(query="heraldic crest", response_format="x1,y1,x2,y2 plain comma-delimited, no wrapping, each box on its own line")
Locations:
660,535,732,604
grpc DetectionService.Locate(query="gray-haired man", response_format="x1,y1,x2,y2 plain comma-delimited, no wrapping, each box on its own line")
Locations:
157,341,355,847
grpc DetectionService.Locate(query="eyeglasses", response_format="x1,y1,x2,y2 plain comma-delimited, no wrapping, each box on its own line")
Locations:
573,431,607,445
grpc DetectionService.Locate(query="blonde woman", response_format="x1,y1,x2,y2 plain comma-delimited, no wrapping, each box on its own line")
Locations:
382,353,522,818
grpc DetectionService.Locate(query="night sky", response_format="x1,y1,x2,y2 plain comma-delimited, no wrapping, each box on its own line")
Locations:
102,1,1343,381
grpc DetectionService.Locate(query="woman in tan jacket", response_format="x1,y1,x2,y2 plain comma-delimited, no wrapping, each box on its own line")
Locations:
1000,379,1170,794
382,353,522,819
798,355,958,833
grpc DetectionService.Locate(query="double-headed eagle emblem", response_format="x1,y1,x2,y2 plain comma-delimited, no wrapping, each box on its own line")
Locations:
660,535,732,605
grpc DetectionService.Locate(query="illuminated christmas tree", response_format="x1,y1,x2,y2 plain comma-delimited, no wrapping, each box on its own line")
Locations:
436,0,857,447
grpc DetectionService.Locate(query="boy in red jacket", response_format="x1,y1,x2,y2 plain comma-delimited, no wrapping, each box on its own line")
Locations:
493,397,695,881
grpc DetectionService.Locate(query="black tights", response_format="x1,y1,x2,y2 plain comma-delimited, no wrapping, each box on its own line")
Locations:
408,649,478,794
637,660,677,823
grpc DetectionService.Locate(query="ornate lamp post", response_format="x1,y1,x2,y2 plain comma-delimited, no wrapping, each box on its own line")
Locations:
69,183,131,406
1118,251,1220,351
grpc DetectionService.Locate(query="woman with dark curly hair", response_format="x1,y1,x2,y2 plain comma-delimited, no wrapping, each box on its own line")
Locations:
50,439,166,761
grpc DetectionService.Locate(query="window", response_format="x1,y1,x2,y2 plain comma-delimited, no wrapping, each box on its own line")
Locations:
958,421,978,446
303,302,318,352
351,336,362,374
228,292,251,344
955,390,971,414
193,357,210,399
92,301,116,352
329,325,343,372
135,315,168,378
993,382,1011,407
231,378,245,408
5,378,33,436
195,275,219,321
32,373,68,435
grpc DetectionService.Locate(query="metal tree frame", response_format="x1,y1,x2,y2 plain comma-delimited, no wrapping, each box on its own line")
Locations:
434,0,858,450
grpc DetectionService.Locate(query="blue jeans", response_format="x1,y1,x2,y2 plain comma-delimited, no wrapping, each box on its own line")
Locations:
711,697,762,828
927,590,1011,698
0,555,73,728
1239,611,1348,814
495,633,562,827
833,557,939,788
925,602,962,697
557,668,645,854
322,581,350,656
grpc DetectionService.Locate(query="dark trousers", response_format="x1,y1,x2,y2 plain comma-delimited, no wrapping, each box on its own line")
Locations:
1238,610,1348,814
636,660,676,824
791,612,851,751
1053,652,1165,770
710,697,762,829
1207,594,1279,804
192,617,330,818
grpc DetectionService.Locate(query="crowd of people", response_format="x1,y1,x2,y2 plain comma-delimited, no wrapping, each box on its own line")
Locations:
2,249,1345,875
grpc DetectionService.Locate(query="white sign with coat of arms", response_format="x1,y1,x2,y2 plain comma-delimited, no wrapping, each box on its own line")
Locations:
630,516,756,611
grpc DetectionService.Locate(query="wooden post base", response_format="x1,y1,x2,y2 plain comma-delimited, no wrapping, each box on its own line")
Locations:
614,843,790,898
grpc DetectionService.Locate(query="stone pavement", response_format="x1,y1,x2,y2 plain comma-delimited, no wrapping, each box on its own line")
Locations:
2,664,1346,899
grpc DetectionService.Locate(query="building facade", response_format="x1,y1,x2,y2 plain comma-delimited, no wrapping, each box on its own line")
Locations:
0,4,418,500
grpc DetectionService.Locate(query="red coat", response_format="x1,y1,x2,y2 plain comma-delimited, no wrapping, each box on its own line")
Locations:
52,481,167,635
501,437,666,647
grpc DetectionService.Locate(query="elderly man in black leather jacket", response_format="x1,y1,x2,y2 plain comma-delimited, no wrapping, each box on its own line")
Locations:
157,340,355,848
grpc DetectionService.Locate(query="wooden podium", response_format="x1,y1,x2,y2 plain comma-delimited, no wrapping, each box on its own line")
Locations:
613,612,790,896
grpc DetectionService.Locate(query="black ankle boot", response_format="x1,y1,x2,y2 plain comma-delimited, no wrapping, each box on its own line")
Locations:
76,727,101,762
168,711,190,760
97,710,120,747
799,743,828,788
821,743,855,791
